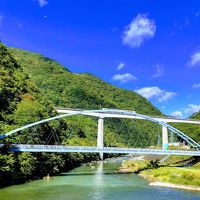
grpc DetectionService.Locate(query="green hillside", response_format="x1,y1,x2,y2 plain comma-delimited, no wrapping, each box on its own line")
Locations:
0,43,164,186
8,47,163,147
0,43,97,186
171,111,200,144
9,47,161,115
191,111,200,120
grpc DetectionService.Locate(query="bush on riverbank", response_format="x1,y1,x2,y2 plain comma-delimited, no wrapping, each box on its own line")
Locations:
119,155,200,188
139,156,200,187
119,159,159,173
161,155,195,167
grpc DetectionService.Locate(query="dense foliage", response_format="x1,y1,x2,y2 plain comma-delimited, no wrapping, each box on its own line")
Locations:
9,48,161,115
191,111,200,120
0,43,163,186
0,44,98,186
9,47,163,147
170,112,200,144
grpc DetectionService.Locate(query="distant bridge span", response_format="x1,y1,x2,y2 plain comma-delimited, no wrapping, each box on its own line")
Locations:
1,109,200,159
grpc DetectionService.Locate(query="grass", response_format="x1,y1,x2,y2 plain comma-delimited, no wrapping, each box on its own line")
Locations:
141,166,200,187
161,155,194,167
121,160,149,173
120,155,200,187
120,159,159,173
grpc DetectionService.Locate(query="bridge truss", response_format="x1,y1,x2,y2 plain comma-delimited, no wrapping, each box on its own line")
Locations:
1,109,200,158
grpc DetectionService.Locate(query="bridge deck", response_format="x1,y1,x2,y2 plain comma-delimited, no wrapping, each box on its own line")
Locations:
2,144,200,156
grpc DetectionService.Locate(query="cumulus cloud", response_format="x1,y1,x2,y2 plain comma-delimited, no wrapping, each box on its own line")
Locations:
151,64,164,78
122,14,156,48
112,73,137,83
135,86,177,103
37,0,48,7
117,62,125,70
184,104,200,115
192,83,200,88
188,50,200,66
136,86,161,99
170,111,183,118
158,92,177,103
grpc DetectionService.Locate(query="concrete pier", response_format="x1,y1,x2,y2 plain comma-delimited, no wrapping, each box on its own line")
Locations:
97,117,104,160
162,126,168,150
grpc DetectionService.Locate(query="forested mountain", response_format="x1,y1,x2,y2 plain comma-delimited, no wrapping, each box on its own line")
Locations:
0,43,96,186
0,43,168,186
9,47,161,115
191,111,200,120
8,47,163,148
171,111,200,144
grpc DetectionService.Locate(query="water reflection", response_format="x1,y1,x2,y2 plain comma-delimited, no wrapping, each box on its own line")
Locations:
95,161,103,185
92,161,104,200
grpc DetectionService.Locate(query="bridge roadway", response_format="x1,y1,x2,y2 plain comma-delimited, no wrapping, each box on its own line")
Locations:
3,144,200,156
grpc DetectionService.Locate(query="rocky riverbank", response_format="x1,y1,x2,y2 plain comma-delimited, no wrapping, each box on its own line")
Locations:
119,155,200,191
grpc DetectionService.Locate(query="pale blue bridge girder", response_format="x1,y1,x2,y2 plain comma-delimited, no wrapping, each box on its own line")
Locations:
4,144,200,156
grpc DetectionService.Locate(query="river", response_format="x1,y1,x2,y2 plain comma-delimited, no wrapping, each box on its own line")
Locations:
0,157,200,200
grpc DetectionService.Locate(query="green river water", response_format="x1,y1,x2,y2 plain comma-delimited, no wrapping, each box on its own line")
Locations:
1,157,200,200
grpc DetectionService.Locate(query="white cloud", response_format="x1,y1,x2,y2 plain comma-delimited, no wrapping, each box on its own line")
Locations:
188,50,200,66
0,15,3,26
157,92,176,103
184,104,200,115
122,14,156,48
135,86,177,103
136,86,161,99
37,0,48,7
192,83,200,88
117,62,125,70
112,73,137,83
151,64,164,78
170,111,183,118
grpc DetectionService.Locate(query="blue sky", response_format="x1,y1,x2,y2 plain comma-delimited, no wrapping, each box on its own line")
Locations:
0,0,200,118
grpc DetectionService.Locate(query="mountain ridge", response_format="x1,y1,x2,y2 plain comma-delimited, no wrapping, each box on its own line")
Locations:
9,47,162,115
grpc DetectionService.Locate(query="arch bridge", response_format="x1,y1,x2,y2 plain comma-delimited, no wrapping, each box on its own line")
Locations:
1,108,200,160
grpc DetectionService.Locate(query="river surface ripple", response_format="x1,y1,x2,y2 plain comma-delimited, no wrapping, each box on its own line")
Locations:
1,157,200,200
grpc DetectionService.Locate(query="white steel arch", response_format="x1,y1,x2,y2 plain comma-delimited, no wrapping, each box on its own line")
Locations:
0,109,200,150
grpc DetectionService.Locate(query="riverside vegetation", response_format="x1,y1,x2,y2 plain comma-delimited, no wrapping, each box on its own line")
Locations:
120,155,200,190
1,42,200,187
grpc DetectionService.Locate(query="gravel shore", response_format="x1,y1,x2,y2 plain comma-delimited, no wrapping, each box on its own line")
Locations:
149,181,200,191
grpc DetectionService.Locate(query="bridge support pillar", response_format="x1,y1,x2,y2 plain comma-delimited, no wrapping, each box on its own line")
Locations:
97,117,104,160
162,126,168,150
